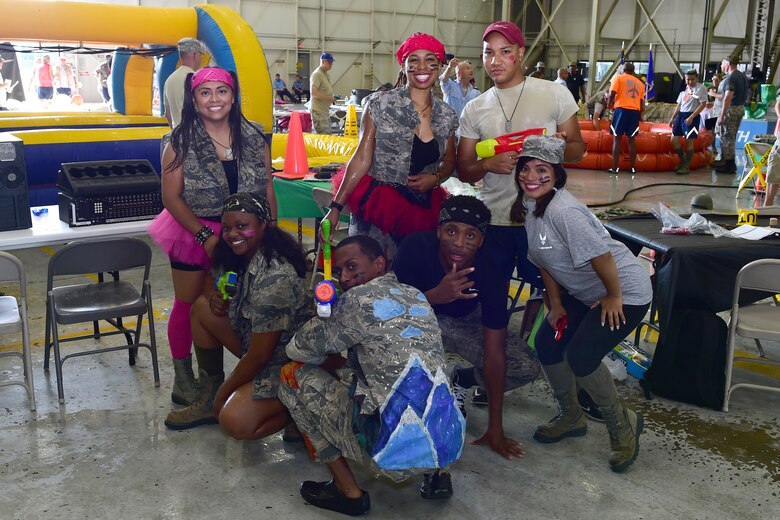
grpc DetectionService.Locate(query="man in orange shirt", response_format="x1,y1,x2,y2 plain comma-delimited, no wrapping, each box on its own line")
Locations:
607,62,645,174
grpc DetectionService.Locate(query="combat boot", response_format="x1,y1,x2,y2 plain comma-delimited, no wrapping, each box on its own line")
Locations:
577,363,643,472
715,159,737,174
171,355,199,406
533,362,587,443
164,369,224,430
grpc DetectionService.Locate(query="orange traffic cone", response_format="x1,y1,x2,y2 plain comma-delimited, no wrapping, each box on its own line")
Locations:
344,105,358,138
277,111,312,180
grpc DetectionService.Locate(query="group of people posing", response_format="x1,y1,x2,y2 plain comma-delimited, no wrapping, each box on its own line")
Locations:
149,20,652,517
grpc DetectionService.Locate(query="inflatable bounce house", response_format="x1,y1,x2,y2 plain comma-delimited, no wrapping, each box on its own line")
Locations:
0,0,272,205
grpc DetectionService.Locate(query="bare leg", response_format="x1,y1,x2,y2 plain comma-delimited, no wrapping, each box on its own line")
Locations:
628,137,637,170
765,183,779,206
219,383,290,440
326,457,364,499
611,135,621,171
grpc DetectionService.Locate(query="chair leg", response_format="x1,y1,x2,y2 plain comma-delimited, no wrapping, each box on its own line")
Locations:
145,286,160,387
723,314,739,412
754,338,766,358
21,306,36,412
309,245,322,290
43,299,52,372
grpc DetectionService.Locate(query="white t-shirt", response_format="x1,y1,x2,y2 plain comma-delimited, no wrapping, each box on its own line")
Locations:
459,77,579,225
164,65,196,128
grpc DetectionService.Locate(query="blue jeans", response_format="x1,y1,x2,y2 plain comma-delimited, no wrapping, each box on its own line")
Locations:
483,225,543,291
535,291,650,377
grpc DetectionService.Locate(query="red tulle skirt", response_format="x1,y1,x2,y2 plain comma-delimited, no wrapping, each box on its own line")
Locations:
147,209,222,270
332,170,447,239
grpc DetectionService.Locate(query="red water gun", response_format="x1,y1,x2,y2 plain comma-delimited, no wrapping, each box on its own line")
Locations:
475,128,547,159
554,315,568,342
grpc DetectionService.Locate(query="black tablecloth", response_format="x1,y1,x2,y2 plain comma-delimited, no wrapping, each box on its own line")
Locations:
605,214,780,352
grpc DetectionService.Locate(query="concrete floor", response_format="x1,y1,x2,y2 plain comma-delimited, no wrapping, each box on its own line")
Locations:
1,159,779,519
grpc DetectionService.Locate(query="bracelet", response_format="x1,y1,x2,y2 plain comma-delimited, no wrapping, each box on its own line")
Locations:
329,200,344,212
194,225,214,246
434,172,447,187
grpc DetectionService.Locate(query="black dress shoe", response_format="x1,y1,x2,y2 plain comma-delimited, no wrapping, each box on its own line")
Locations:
300,480,370,516
420,471,454,500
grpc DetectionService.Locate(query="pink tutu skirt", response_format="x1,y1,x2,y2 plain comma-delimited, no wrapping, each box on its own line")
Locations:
147,209,222,270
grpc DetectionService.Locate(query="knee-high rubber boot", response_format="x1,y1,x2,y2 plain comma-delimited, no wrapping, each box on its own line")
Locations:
576,363,643,472
165,347,224,431
533,362,587,443
171,355,199,406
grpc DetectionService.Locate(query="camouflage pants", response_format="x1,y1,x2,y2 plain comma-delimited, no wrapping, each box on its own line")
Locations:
718,104,745,160
349,213,398,260
311,109,332,135
278,364,366,465
437,307,540,391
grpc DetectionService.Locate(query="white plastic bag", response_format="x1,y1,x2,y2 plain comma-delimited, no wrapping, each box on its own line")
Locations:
650,203,711,235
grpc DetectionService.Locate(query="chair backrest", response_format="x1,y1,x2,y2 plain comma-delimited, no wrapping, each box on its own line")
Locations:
47,237,151,290
312,186,350,219
733,258,780,302
0,252,26,298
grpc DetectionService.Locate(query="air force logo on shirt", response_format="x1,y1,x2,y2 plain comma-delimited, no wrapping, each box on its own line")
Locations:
539,232,552,250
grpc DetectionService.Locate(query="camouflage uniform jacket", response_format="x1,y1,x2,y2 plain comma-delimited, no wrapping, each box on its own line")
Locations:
169,117,268,218
227,253,313,398
364,87,458,186
286,272,445,415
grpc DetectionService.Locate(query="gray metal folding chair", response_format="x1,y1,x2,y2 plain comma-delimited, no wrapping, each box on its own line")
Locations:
723,258,780,411
43,237,160,404
0,252,36,411
309,186,350,289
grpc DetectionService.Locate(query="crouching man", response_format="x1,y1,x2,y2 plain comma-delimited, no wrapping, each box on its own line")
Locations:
279,235,465,516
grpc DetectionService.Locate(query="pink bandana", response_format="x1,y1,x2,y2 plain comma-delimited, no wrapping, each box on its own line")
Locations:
396,33,446,65
191,67,235,91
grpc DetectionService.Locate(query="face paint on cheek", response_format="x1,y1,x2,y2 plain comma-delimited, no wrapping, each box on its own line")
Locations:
508,55,516,63
240,230,257,238
538,176,552,184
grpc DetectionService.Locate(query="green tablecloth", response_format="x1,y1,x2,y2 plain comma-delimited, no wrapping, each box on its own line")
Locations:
273,177,331,219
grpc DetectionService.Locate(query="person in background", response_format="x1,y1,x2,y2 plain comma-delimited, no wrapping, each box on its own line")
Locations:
668,69,708,175
273,73,296,103
0,57,11,110
529,61,546,79
94,53,112,103
586,89,610,130
704,73,723,160
292,74,309,103
310,53,336,134
712,56,749,174
761,95,780,206
510,135,650,473
554,68,568,87
439,58,480,117
148,67,274,413
35,55,54,102
607,62,645,174
279,235,465,515
566,61,586,104
323,33,458,260
54,56,74,97
164,192,311,437
163,38,206,128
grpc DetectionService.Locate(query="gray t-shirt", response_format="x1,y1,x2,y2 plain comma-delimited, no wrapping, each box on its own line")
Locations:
524,188,652,306
676,83,708,113
722,70,749,106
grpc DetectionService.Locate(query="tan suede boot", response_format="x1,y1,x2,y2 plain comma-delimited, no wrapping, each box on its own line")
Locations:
577,363,643,472
533,362,587,443
164,369,223,430
171,355,199,406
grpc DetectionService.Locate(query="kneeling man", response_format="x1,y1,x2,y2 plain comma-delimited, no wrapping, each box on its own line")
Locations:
279,235,465,516
393,195,540,459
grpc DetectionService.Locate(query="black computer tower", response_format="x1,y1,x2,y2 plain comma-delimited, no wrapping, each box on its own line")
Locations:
0,133,32,231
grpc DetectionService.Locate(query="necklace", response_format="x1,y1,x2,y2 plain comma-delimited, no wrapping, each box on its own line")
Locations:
210,135,233,160
496,79,526,133
413,98,431,117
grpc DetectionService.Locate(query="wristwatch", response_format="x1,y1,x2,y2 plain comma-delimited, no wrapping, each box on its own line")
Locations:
329,200,344,212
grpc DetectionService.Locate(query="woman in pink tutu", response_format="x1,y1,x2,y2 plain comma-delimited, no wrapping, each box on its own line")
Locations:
148,67,274,407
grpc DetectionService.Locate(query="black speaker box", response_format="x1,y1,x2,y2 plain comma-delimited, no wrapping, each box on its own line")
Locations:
0,133,32,232
57,159,160,197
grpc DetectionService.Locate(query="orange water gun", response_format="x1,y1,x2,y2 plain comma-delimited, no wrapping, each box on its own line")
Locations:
475,128,547,158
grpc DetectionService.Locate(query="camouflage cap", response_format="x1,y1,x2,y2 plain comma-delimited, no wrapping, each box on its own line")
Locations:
519,135,565,165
